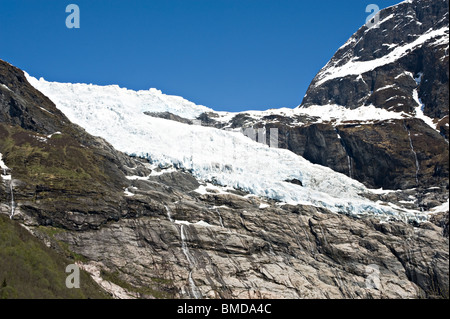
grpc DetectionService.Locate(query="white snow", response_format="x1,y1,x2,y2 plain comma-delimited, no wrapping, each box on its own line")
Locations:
316,27,448,86
430,200,450,214
195,220,214,227
0,84,12,92
24,73,214,121
126,175,150,181
149,166,177,176
212,103,409,127
194,183,236,195
402,71,439,132
412,88,437,131
0,153,15,218
382,43,398,50
39,107,53,114
124,188,134,197
25,75,433,222
295,104,408,124
175,219,215,228
0,153,9,172
47,132,62,138
375,84,397,92
0,153,12,181
33,135,48,143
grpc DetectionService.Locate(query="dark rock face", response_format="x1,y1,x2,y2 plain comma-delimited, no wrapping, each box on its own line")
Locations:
0,61,69,134
143,111,193,125
296,0,449,190
302,0,449,120
15,165,448,299
336,118,449,190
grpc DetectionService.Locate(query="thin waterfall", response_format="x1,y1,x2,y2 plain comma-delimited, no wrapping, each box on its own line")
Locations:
335,128,353,178
9,181,15,219
404,124,420,185
1,153,15,219
347,156,353,179
188,271,202,300
164,205,174,222
216,209,225,228
165,204,202,299
180,224,196,268
180,224,202,299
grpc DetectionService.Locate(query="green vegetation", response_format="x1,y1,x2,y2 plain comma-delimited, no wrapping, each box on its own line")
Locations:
100,269,175,299
36,225,66,238
0,215,109,299
36,226,88,262
0,123,123,196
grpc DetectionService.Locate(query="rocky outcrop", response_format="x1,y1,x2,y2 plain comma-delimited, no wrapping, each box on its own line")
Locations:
143,111,194,125
19,169,448,299
335,118,448,190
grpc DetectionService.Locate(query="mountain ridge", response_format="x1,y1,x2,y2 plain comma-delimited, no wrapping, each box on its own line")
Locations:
301,0,449,123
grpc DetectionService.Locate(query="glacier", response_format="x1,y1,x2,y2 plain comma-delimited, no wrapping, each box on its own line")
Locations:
26,74,430,222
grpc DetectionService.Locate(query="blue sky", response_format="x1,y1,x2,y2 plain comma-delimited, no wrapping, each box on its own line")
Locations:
0,0,400,111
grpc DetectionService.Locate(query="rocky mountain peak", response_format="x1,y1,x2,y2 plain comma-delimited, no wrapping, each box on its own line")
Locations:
301,0,449,125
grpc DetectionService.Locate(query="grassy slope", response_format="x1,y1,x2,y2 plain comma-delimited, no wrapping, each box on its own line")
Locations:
0,123,118,195
0,215,109,299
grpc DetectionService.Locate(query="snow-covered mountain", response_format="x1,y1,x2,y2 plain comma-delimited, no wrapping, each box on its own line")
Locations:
302,0,449,124
2,0,449,300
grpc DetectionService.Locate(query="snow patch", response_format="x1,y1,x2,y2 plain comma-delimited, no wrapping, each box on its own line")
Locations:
316,27,448,86
124,188,134,197
430,200,449,214
296,104,408,124
0,84,12,92
0,153,9,172
47,132,62,138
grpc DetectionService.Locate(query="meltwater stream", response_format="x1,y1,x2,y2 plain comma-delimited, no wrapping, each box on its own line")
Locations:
335,129,353,178
164,205,202,299
9,181,15,219
404,124,420,185
0,153,15,219
180,224,202,299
